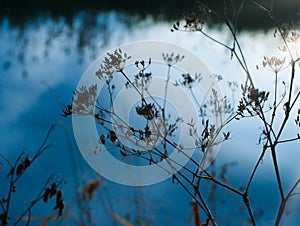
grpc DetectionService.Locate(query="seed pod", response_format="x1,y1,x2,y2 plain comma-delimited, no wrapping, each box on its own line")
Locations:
50,182,57,197
43,187,50,203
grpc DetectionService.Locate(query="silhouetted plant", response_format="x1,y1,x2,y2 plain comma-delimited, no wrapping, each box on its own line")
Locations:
0,125,65,226
62,1,300,225
171,1,300,225
63,45,236,226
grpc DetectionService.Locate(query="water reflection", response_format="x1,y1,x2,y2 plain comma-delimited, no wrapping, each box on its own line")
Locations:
1,10,300,225
1,12,138,79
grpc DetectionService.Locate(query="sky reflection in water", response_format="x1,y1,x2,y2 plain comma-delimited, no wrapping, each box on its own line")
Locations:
0,12,300,225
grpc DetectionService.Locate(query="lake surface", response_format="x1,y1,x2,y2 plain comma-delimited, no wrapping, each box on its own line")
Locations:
1,11,300,225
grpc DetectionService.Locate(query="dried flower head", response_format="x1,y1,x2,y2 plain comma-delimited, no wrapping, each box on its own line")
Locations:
262,56,285,73
287,30,300,50
162,53,184,66
237,85,269,117
136,103,159,120
62,84,98,117
96,48,131,82
175,73,202,88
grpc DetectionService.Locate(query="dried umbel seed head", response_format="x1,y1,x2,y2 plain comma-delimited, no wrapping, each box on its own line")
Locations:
96,48,131,82
262,56,285,72
162,53,184,66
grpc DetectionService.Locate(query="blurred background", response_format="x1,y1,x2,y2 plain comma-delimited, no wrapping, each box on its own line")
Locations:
1,0,300,225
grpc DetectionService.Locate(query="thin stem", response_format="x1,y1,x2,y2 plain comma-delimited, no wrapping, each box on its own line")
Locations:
107,83,114,112
271,146,284,200
275,179,300,226
245,145,268,192
194,189,217,226
120,70,145,103
243,192,256,226
3,152,24,226
3,165,15,225
290,91,300,110
14,175,62,225
201,171,243,196
277,136,300,144
0,154,13,168
31,125,55,163
162,65,171,120
275,61,296,143
270,72,278,128
162,65,171,158
225,19,250,76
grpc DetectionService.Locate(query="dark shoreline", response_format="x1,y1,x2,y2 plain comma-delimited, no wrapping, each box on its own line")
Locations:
1,0,300,29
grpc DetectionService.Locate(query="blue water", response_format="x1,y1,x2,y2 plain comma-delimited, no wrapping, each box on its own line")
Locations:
0,12,300,225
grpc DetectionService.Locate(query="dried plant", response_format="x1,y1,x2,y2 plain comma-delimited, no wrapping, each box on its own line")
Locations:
0,125,65,226
63,38,235,226
170,1,300,225
61,1,300,225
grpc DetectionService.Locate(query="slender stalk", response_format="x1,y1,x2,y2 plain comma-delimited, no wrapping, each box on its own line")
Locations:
162,65,171,120
242,192,256,226
271,145,284,200
275,179,300,226
275,61,296,143
245,146,268,193
270,72,278,128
